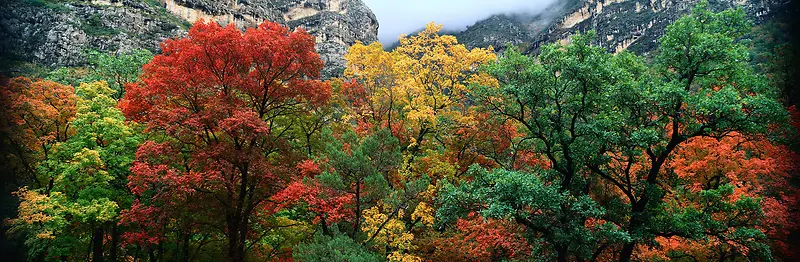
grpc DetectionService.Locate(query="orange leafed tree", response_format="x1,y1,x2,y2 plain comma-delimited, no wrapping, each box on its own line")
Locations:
0,77,77,189
426,212,530,261
634,132,800,260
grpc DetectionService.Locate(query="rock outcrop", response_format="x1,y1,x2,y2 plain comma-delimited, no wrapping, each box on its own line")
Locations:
0,0,379,77
0,0,187,70
161,0,379,76
454,0,789,54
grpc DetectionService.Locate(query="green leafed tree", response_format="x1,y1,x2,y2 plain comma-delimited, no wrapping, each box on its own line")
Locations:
86,49,152,98
322,128,400,237
293,230,384,262
463,2,787,261
438,166,630,261
608,4,786,260
7,81,141,261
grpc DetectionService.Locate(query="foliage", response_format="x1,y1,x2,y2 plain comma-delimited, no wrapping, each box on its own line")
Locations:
438,166,629,260
362,205,419,261
344,23,497,179
466,2,790,261
0,77,77,187
118,20,331,261
293,231,384,262
18,0,69,12
6,81,141,261
86,49,153,98
429,212,530,261
81,14,121,36
750,19,798,107
3,3,798,261
644,132,800,260
6,187,72,259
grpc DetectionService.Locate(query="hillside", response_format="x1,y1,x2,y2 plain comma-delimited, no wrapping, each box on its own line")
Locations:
454,0,790,54
0,0,379,77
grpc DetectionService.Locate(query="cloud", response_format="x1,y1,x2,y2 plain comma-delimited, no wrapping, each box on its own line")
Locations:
362,0,559,44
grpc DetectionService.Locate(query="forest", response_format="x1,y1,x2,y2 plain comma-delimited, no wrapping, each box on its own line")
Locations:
1,3,799,261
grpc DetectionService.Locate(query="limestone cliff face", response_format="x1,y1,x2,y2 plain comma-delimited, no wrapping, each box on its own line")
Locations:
536,0,788,54
456,0,789,54
161,0,379,76
0,0,379,77
0,0,187,69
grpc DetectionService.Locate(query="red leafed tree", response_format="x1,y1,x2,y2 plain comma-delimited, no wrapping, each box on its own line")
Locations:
0,77,77,189
428,212,530,261
273,160,355,226
655,132,800,260
119,20,331,261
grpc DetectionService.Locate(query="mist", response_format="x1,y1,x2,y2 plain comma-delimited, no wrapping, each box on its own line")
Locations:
362,0,560,44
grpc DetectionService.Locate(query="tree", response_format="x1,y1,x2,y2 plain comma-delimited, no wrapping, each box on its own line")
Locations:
338,23,499,260
344,23,497,178
316,128,400,237
273,159,357,235
7,81,141,261
276,128,436,261
638,132,800,261
293,231,384,262
467,30,639,260
86,49,153,99
606,5,786,260
469,3,787,261
119,20,331,261
438,166,629,261
6,187,71,260
751,20,798,107
0,77,77,188
427,212,530,261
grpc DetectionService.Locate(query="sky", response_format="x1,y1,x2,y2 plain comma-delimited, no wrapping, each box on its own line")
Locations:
362,0,559,44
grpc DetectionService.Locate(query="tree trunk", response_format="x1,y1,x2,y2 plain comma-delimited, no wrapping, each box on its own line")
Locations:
557,251,567,262
320,215,331,236
92,227,104,262
352,178,362,238
618,199,646,262
227,228,241,262
110,224,119,262
34,249,46,262
618,241,635,262
148,246,156,262
227,221,246,262
305,133,313,156
556,247,568,262
181,230,191,262
157,240,164,261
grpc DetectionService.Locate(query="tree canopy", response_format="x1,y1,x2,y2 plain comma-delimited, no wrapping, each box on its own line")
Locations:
2,3,798,262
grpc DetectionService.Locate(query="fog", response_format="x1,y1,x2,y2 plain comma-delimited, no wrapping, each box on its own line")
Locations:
362,0,559,44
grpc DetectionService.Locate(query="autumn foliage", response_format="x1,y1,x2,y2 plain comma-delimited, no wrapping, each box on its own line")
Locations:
3,4,800,262
651,132,800,260
428,212,530,261
119,20,331,260
1,77,76,186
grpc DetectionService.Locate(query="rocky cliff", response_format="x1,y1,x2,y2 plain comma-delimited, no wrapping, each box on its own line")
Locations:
0,0,186,69
160,0,378,76
0,0,379,77
455,0,789,54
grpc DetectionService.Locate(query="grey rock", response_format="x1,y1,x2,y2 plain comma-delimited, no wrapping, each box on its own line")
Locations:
0,0,379,78
163,0,379,77
453,0,789,55
1,0,186,69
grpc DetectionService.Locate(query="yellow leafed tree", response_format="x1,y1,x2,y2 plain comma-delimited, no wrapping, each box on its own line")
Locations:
344,22,497,180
